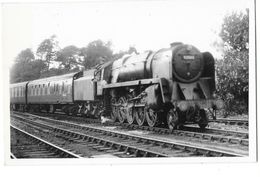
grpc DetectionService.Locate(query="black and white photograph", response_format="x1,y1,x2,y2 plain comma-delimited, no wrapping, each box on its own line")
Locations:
1,0,258,171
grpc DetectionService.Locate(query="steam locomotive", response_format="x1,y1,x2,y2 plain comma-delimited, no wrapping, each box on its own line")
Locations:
10,42,223,130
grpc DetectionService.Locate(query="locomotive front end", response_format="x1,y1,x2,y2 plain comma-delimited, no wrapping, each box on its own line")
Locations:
165,42,223,129
171,43,204,83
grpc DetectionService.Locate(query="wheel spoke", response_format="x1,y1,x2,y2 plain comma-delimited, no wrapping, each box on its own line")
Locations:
110,98,118,122
118,97,127,123
126,107,134,125
145,108,160,127
136,108,145,126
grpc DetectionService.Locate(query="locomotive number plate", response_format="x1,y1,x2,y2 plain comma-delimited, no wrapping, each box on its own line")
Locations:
183,55,195,60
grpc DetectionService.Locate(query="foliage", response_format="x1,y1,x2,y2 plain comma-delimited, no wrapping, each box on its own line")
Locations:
80,40,113,69
216,9,249,116
10,38,117,82
10,48,44,83
36,35,60,70
56,45,83,70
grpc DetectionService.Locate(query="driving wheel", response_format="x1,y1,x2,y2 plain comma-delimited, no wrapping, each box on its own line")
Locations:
136,108,146,126
145,108,160,127
126,107,134,125
110,98,118,122
118,97,127,123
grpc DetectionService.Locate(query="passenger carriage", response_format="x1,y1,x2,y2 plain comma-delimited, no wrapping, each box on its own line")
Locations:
10,81,29,111
26,72,82,113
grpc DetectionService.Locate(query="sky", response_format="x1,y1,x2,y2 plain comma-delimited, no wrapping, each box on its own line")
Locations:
2,0,250,68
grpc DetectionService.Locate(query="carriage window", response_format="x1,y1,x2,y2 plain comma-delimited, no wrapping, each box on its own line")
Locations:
64,83,67,93
54,84,58,94
57,84,59,94
48,83,50,94
62,82,64,93
18,87,20,97
67,85,70,94
47,83,50,94
54,84,56,93
59,84,62,94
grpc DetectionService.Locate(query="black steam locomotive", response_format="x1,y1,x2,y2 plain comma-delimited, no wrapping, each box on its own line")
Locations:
10,42,223,130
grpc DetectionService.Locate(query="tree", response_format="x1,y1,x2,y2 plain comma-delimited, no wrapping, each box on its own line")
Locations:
10,48,48,83
36,35,60,70
10,48,36,83
220,10,249,52
216,9,249,115
80,40,113,69
56,45,83,70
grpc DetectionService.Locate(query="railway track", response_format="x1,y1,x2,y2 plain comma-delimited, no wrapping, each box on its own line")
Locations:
111,123,249,146
209,119,248,126
13,111,249,147
11,112,247,157
10,125,81,158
